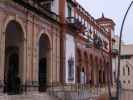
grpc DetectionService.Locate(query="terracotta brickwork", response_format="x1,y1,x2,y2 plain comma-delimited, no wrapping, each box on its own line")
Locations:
0,2,60,92
0,0,115,95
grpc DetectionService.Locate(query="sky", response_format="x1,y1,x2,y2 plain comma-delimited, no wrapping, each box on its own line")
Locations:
77,0,133,44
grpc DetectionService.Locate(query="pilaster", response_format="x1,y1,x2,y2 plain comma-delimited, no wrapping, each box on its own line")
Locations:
0,11,5,93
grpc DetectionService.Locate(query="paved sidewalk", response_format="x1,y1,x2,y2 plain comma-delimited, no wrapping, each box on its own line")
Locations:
96,95,109,100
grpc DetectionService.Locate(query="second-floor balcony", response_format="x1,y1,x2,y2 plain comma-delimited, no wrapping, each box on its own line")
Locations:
66,17,86,31
13,0,59,22
33,0,53,9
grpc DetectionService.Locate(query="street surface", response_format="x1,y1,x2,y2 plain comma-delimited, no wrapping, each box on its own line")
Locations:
119,90,133,100
97,90,133,100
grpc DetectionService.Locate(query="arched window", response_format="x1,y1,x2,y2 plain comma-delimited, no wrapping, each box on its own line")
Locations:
123,67,125,76
126,64,130,76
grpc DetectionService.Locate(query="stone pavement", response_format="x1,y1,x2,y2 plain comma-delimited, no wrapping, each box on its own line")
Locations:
0,93,59,100
0,87,116,100
119,90,133,100
96,95,109,100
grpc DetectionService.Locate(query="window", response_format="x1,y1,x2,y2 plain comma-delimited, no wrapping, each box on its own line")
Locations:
127,65,130,76
123,67,125,76
68,57,74,81
68,3,72,17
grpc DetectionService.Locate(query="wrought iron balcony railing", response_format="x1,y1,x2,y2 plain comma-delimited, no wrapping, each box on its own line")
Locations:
66,17,86,30
13,0,59,23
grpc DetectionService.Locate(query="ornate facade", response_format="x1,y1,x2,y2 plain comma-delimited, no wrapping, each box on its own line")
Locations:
0,1,60,93
0,0,115,96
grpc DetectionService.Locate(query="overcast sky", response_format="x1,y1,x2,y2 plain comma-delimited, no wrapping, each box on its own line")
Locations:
77,0,133,44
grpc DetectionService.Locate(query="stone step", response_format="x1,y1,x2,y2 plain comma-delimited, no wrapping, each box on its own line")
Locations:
0,93,59,100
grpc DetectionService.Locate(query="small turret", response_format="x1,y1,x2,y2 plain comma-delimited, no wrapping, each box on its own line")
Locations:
95,13,115,35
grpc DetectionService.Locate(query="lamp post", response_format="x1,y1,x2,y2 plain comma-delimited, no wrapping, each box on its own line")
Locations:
112,1,133,100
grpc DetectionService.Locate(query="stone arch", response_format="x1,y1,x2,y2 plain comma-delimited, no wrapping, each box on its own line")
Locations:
37,33,51,92
4,16,26,40
4,20,25,94
37,30,52,49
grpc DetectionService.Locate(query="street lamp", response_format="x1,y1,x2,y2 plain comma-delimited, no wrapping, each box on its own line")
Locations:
111,1,133,100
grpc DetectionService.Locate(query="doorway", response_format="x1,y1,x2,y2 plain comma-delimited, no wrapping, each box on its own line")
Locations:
38,34,51,92
39,58,47,92
4,20,24,94
5,52,21,94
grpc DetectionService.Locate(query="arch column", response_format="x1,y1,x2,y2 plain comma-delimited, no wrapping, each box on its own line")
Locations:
90,55,94,86
104,63,108,85
0,15,5,93
22,38,28,91
94,58,98,86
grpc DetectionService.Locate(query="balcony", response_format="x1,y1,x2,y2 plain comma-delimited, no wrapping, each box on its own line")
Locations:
66,17,86,31
33,0,53,9
85,36,94,48
93,34,103,49
112,49,119,55
13,0,59,22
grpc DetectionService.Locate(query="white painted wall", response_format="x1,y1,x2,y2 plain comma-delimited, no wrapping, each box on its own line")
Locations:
65,34,76,84
120,59,133,90
51,0,59,15
112,38,133,90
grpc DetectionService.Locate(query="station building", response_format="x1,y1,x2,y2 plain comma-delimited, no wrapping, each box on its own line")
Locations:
0,0,115,95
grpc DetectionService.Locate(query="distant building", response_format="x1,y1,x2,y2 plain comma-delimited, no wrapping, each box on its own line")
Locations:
112,35,133,90
120,44,133,90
